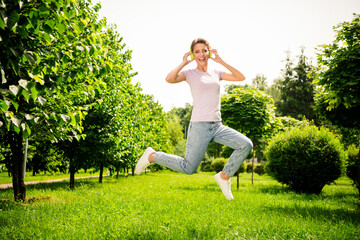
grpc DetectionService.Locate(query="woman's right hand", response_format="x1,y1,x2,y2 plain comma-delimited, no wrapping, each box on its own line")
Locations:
183,51,194,65
165,52,193,83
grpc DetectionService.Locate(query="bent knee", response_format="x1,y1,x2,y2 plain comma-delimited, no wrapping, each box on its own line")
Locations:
184,168,197,175
236,137,253,152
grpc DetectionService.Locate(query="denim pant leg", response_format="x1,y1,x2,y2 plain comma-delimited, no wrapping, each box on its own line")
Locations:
213,124,253,177
153,122,212,175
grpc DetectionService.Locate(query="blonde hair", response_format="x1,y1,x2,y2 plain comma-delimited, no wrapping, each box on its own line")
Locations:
190,38,210,52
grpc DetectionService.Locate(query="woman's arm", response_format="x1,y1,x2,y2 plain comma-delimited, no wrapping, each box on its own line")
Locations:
211,49,246,82
165,52,193,83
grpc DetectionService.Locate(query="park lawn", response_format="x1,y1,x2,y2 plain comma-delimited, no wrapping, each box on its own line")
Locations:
0,169,102,185
0,171,359,240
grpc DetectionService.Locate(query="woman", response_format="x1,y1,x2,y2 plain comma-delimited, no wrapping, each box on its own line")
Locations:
135,38,253,200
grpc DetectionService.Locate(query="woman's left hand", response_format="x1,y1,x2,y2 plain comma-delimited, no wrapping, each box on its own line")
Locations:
210,49,223,63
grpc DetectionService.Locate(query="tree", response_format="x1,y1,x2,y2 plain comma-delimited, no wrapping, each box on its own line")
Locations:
0,0,108,201
266,78,282,110
252,74,267,91
221,86,276,186
313,13,360,129
168,103,192,138
276,49,316,121
166,111,184,154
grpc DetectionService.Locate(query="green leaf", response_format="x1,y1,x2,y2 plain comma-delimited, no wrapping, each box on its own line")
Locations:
10,99,19,111
0,12,5,30
56,22,66,34
0,99,9,111
7,11,19,30
22,90,30,102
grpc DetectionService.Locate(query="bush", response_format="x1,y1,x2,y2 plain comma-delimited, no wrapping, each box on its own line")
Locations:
211,158,228,173
346,145,360,196
210,158,247,174
245,162,266,175
254,163,266,175
265,125,346,194
245,162,253,173
200,155,213,172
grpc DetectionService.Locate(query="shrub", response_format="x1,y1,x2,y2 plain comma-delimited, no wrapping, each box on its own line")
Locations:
200,155,213,172
265,125,346,194
211,158,228,173
246,162,253,173
346,145,360,196
254,163,266,175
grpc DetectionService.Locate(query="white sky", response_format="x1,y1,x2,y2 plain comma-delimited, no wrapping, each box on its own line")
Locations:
97,0,360,111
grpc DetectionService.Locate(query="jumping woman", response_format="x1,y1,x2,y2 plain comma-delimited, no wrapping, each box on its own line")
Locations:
135,38,253,200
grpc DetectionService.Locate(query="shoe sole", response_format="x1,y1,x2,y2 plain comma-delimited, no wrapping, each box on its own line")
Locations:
135,147,154,175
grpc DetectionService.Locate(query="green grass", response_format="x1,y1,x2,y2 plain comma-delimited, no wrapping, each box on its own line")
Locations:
0,169,101,185
0,171,359,239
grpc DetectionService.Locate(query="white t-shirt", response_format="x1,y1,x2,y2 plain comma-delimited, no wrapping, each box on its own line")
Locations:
182,68,224,122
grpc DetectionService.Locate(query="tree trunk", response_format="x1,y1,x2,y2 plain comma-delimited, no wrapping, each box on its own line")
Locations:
236,170,240,190
99,162,103,183
251,151,255,185
10,131,26,202
69,159,75,190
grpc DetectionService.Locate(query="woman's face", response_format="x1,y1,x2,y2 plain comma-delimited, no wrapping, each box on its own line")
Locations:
192,43,210,65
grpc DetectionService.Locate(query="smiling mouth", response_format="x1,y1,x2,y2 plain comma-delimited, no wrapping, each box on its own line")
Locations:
198,58,205,61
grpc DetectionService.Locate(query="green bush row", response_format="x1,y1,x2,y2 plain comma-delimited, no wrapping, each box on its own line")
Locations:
200,157,266,175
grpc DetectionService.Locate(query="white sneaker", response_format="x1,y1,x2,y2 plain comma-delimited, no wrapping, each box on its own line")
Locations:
135,147,155,175
215,172,234,201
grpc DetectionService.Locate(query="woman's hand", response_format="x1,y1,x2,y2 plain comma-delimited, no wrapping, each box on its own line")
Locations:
165,51,192,83
210,48,246,82
210,49,223,63
183,51,194,65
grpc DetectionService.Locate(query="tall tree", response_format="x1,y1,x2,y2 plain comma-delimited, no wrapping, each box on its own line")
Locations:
276,49,316,121
313,13,360,130
0,0,108,201
252,74,268,91
221,86,276,186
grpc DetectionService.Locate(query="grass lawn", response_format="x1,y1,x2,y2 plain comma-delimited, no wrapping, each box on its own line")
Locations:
0,171,359,239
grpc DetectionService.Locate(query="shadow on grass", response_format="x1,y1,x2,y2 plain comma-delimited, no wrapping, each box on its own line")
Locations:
263,203,360,225
0,178,107,210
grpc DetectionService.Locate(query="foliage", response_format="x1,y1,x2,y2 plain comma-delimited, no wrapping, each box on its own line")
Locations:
221,86,276,141
266,78,282,107
313,13,360,129
254,163,266,175
265,125,347,194
168,103,192,137
210,157,228,173
346,145,360,196
165,111,184,153
0,0,112,200
200,154,213,172
252,74,267,91
276,48,316,121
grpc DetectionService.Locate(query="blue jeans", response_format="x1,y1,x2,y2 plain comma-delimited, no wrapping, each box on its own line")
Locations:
153,122,253,177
